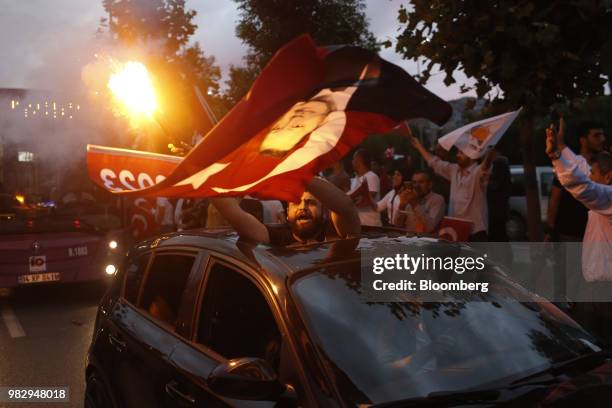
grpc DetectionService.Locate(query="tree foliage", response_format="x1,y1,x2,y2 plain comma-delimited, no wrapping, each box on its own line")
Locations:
100,0,223,145
225,0,379,106
394,1,612,112
394,1,612,241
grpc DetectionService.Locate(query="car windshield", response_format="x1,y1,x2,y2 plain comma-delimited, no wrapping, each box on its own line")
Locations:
291,262,600,406
0,201,121,234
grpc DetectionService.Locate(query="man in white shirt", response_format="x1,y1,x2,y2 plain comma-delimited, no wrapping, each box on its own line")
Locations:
546,120,611,282
546,121,605,242
155,197,175,233
547,119,612,343
348,149,382,226
399,170,446,233
410,135,495,241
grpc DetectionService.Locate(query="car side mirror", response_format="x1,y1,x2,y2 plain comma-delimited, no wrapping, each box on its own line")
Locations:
207,357,286,401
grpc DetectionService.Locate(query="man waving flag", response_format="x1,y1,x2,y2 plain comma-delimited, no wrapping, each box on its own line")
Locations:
88,34,452,202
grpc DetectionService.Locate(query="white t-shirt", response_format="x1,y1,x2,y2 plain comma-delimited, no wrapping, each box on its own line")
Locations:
349,171,381,226
376,189,403,226
156,197,175,226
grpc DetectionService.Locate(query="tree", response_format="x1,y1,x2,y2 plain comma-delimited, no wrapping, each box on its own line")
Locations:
100,0,223,148
225,0,379,106
394,1,612,241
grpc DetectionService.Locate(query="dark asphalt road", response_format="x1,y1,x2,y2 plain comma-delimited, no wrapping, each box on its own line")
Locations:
0,282,108,408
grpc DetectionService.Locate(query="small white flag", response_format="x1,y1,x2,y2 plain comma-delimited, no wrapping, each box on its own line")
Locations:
438,108,522,159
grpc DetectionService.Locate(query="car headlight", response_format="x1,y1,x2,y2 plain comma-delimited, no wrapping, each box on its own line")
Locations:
108,240,118,250
105,264,117,275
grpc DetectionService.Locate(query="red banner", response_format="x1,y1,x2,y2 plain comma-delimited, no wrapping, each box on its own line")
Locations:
87,145,181,193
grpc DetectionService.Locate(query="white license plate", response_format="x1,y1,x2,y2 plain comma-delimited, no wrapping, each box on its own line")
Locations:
18,272,60,284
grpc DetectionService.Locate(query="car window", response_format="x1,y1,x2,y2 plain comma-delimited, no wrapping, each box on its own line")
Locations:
540,171,554,196
511,172,525,196
123,253,151,304
139,253,195,328
197,262,281,371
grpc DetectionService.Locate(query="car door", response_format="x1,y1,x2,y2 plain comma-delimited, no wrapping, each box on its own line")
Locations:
167,257,311,407
91,250,151,403
106,249,202,407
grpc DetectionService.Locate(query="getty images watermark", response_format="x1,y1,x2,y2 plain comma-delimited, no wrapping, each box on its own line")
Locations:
371,252,489,294
361,239,610,303
360,238,496,302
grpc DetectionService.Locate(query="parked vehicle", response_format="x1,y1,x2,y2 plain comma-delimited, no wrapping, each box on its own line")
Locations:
507,165,554,240
0,193,30,218
0,198,127,294
86,229,608,407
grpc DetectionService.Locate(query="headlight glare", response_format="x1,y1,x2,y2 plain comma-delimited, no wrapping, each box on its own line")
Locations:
105,264,117,275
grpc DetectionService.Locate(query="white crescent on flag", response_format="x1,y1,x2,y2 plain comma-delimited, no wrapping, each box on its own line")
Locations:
438,108,522,159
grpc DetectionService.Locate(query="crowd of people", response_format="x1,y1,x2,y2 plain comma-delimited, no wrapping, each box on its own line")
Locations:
156,127,514,245
150,118,609,252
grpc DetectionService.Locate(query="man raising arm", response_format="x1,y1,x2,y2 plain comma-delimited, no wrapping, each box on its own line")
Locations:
209,177,360,245
546,118,611,283
409,129,495,241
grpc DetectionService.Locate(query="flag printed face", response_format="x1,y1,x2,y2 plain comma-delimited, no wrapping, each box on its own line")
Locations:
438,108,522,160
259,91,336,156
172,86,356,198
87,34,452,202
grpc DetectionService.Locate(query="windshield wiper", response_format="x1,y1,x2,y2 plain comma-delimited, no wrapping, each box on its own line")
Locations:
371,388,502,407
373,351,612,408
510,350,611,385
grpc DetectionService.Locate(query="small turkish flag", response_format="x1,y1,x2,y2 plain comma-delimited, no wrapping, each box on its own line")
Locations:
438,217,473,242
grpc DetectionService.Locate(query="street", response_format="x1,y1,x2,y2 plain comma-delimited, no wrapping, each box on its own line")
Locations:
0,283,107,408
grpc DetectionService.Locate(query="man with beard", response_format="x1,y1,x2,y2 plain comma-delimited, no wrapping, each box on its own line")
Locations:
210,177,360,246
398,170,446,233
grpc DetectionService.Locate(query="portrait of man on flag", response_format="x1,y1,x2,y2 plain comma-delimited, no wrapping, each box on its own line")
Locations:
259,88,341,157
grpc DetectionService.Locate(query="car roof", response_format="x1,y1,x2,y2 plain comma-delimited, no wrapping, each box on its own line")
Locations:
131,227,453,279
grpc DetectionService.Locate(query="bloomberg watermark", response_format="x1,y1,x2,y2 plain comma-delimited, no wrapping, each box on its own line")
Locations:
361,238,609,302
371,253,489,293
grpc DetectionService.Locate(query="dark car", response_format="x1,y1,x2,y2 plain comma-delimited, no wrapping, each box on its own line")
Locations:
85,229,610,407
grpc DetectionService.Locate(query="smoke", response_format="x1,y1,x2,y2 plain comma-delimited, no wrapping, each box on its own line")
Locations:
0,33,116,184
0,27,174,196
0,35,170,196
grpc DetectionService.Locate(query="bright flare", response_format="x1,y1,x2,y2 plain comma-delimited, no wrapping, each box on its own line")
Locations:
108,61,158,118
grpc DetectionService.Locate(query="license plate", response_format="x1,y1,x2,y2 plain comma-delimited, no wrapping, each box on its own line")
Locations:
18,272,60,284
